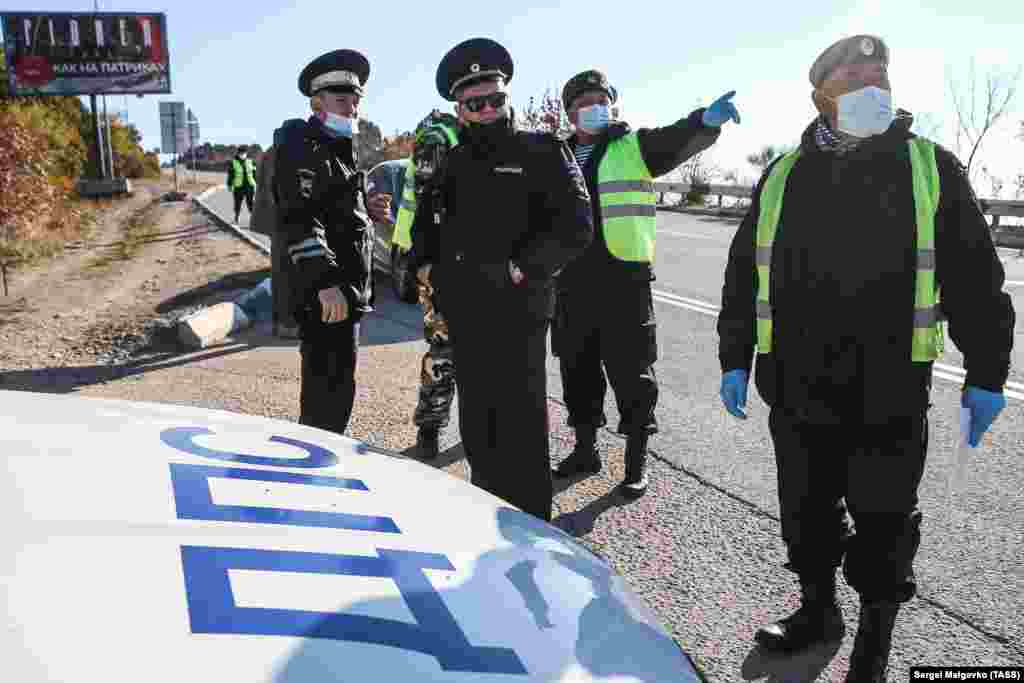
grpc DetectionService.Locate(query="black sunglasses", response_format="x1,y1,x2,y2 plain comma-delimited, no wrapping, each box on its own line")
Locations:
460,91,508,113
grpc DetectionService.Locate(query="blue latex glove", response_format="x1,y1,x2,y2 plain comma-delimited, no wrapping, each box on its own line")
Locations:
962,386,1006,447
702,90,741,127
720,369,749,419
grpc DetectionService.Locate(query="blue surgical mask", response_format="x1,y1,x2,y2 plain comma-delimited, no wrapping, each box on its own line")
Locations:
577,104,611,133
320,111,359,138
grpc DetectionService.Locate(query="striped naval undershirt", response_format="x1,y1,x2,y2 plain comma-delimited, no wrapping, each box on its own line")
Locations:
573,143,595,168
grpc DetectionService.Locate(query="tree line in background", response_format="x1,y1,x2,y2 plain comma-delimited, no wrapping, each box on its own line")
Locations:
1,44,161,267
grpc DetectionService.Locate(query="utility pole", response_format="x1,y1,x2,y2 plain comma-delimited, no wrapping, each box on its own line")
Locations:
171,106,179,193
187,110,201,186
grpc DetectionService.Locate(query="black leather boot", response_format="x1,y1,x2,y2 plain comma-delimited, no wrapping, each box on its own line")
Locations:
416,427,440,459
552,426,601,478
617,432,650,499
844,601,899,682
756,575,846,653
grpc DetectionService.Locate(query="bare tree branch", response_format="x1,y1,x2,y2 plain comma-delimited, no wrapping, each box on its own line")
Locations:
947,60,1021,181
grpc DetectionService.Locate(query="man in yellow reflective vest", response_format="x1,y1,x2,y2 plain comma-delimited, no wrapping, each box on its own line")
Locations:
226,148,257,225
395,111,461,458
717,35,1014,681
552,69,738,499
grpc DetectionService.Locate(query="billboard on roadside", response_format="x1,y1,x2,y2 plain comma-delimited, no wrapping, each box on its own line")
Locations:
1,11,171,96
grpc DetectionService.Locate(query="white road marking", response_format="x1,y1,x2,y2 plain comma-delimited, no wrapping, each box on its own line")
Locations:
658,229,731,243
651,287,1024,401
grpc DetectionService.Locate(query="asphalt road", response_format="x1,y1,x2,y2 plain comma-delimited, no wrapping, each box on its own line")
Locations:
198,188,1024,676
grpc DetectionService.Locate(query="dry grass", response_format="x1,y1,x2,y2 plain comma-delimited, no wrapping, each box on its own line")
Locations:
85,200,160,269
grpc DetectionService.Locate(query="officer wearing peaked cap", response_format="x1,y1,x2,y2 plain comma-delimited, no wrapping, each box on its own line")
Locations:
551,67,738,500
409,38,594,522
274,48,393,436
717,35,1013,680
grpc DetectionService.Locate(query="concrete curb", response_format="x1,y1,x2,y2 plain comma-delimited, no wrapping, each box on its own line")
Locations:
192,189,270,257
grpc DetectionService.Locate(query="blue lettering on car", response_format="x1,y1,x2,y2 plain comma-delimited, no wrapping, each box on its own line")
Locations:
161,426,338,468
163,426,529,675
169,463,400,533
181,545,527,674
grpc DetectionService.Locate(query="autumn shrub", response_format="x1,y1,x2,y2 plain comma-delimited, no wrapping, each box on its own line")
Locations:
0,100,88,181
0,108,88,264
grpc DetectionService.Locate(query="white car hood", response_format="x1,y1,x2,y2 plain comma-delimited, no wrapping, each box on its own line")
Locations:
0,391,704,682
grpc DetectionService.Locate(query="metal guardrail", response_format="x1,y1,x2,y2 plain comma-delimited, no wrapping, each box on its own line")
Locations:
653,182,1024,247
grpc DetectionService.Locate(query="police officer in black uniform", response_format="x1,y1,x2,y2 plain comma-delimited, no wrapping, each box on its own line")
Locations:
274,49,393,435
409,38,594,522
552,70,738,498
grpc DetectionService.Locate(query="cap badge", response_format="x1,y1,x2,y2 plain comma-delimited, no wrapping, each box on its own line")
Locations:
860,38,875,56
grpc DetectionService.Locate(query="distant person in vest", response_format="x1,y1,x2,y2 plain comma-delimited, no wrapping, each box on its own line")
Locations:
274,48,392,435
551,69,739,499
393,110,462,459
716,35,1014,681
227,148,257,225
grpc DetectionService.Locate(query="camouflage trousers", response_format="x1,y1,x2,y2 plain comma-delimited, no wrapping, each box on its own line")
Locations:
413,282,456,430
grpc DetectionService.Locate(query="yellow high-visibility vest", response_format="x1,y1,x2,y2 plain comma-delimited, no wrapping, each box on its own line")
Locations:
754,138,944,362
231,158,256,189
597,132,657,263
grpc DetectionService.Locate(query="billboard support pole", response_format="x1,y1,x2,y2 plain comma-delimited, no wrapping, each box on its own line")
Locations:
103,96,115,178
90,94,107,180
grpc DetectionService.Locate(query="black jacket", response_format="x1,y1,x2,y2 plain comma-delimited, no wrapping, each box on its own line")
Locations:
273,117,374,324
557,108,720,289
718,113,1015,424
410,121,593,323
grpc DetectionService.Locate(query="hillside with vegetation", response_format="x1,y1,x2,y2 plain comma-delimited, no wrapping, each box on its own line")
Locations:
1,44,160,266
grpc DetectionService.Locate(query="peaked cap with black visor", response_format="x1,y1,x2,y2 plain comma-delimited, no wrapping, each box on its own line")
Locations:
436,38,514,101
299,49,371,97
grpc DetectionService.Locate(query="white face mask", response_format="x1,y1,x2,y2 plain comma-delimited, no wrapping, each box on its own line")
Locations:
320,111,359,138
834,85,894,138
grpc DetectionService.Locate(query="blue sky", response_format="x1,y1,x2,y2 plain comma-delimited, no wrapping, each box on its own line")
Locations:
4,0,1023,194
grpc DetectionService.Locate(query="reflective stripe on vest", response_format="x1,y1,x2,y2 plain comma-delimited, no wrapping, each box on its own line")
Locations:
232,158,255,189
392,158,417,251
597,133,656,263
754,138,944,361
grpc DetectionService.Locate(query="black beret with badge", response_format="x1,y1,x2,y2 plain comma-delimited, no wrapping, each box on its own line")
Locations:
562,69,618,110
298,49,371,97
436,38,514,101
809,35,889,88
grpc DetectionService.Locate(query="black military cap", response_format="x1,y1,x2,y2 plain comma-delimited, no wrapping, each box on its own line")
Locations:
562,69,618,110
298,49,370,97
436,38,514,101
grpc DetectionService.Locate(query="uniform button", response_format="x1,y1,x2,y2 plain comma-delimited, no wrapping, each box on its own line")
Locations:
455,251,463,262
